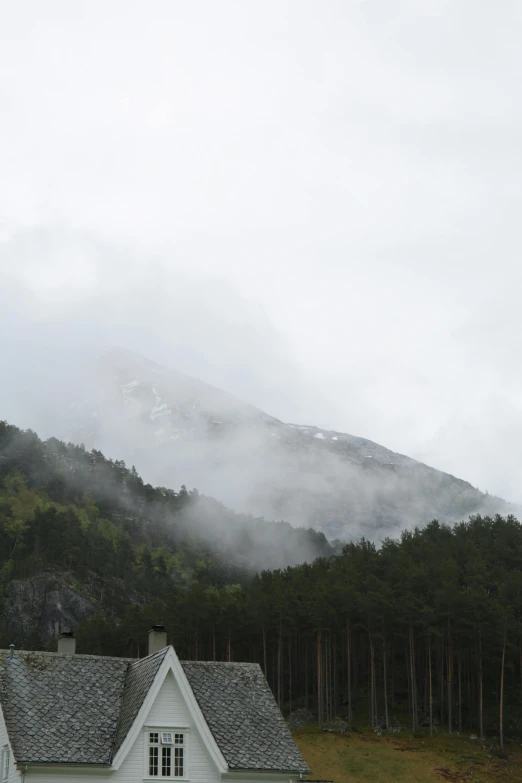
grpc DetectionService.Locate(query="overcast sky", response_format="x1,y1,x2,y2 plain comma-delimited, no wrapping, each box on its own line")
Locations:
1,1,522,501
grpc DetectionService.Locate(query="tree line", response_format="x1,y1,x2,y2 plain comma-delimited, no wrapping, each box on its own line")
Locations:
72,514,522,747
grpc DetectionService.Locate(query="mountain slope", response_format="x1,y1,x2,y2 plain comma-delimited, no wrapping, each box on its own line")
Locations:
0,421,333,642
58,348,510,540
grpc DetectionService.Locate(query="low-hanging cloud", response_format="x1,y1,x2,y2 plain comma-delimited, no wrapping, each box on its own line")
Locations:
1,1,522,507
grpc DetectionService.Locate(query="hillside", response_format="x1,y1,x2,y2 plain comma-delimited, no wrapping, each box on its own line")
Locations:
0,421,332,643
49,347,511,542
295,727,522,783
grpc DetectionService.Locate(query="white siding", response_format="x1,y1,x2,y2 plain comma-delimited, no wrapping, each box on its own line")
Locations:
0,705,21,783
228,778,294,783
146,671,191,725
24,772,111,782
144,671,219,783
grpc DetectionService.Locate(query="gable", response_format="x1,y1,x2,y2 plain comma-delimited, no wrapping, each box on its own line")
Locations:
112,648,227,775
116,670,220,783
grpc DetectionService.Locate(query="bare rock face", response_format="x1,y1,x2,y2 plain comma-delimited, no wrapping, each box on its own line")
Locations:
321,718,348,733
288,708,316,728
3,571,96,644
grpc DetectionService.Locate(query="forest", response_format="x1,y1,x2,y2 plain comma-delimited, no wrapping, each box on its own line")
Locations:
0,421,333,583
1,421,521,747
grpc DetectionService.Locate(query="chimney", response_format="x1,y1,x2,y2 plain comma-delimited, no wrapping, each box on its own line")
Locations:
57,631,76,655
148,625,167,655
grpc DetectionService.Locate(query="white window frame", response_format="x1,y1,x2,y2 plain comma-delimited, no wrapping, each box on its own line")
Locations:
1,745,9,783
143,728,189,781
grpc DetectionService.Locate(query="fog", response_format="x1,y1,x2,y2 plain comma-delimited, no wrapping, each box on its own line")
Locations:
2,2,522,507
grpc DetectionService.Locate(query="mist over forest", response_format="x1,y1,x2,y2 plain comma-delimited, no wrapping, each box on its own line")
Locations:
0,338,513,545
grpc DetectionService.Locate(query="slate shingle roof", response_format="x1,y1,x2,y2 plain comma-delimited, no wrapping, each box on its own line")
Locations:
0,650,130,764
181,661,310,773
0,649,308,773
113,647,168,754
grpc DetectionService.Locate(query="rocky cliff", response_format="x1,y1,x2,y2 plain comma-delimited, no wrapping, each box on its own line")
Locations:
3,572,96,644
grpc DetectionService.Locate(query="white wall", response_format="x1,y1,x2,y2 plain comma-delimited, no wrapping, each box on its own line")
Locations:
0,705,21,783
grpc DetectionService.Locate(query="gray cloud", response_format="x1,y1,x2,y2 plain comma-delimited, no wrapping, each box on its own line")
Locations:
0,227,334,434
1,2,522,503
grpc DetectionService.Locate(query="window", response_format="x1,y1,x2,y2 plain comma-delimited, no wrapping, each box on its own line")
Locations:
1,746,9,783
147,731,185,779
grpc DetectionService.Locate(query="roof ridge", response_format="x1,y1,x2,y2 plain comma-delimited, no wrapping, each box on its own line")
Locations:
181,660,261,667
1,650,260,666
128,647,169,669
0,649,136,662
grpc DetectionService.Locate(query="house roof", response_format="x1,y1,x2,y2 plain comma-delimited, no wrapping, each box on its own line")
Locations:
113,648,168,755
0,650,130,764
183,661,310,773
0,649,309,774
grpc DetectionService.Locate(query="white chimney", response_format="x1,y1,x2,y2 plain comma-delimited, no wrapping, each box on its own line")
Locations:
148,625,167,655
57,631,76,655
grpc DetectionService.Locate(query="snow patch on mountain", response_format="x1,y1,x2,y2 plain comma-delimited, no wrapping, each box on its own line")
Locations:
150,403,170,421
61,346,512,542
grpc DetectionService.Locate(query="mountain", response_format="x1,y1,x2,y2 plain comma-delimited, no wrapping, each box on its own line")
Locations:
0,421,333,643
55,348,510,540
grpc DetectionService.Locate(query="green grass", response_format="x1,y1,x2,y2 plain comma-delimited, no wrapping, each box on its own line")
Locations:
294,726,522,783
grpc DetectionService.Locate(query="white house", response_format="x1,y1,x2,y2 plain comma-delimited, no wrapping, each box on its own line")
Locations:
0,627,310,783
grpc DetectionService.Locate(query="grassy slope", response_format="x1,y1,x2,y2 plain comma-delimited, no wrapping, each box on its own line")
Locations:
294,727,522,783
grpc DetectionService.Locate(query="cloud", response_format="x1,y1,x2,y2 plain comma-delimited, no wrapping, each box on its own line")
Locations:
1,2,522,504
0,226,334,434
